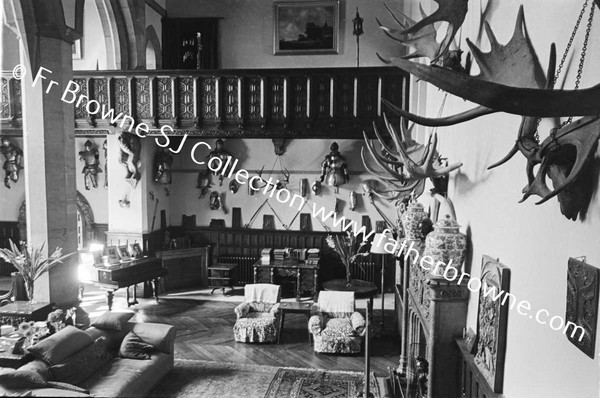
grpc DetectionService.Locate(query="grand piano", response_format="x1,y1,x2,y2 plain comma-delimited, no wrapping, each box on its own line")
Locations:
79,257,167,311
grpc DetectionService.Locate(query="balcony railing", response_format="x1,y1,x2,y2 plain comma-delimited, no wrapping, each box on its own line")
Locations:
1,67,408,138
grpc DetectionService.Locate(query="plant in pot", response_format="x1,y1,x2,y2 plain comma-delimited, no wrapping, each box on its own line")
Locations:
0,239,74,304
326,231,370,287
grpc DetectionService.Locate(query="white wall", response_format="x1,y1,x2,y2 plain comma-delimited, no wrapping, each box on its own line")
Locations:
73,0,107,70
165,0,402,69
405,1,600,397
168,138,398,230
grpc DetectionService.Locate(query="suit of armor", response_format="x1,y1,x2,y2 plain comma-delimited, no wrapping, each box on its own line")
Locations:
1,138,23,189
319,142,349,192
154,148,173,185
78,140,102,190
206,138,232,186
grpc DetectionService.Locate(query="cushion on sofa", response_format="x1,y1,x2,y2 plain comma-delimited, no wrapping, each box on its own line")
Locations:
90,311,134,331
27,326,94,366
49,337,111,384
80,352,173,397
18,360,51,381
130,323,176,354
0,367,47,389
119,332,154,360
84,326,129,352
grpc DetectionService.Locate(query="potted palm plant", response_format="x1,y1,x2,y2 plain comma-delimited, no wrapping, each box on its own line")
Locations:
0,239,74,303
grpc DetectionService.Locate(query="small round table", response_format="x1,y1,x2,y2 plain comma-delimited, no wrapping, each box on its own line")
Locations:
322,279,378,311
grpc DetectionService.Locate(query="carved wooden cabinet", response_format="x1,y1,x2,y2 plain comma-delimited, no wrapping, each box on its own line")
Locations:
253,258,319,301
155,246,210,291
395,240,470,398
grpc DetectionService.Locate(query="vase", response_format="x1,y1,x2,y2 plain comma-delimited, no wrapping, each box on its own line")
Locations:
24,279,35,304
424,215,467,277
400,201,429,241
345,262,353,287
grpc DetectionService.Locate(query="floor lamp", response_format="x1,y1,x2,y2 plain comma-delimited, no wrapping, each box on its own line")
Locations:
370,232,390,328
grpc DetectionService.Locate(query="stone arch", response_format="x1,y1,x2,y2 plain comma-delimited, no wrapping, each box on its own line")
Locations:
17,191,96,246
94,0,129,69
145,25,162,69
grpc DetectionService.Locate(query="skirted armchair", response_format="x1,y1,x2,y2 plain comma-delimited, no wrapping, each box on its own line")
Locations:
233,283,281,343
309,291,365,354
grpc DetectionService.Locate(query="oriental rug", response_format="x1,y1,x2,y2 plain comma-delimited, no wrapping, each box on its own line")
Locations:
149,359,382,398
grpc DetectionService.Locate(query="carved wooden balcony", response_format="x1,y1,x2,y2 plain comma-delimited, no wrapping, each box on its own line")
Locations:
1,67,408,138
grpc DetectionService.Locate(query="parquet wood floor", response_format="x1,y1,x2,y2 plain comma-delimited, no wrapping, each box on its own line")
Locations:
79,284,400,377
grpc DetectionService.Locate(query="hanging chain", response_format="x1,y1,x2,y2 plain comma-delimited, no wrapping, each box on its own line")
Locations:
534,0,591,142
549,0,595,141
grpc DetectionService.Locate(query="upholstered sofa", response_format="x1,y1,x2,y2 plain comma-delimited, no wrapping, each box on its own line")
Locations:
0,321,176,397
309,291,365,354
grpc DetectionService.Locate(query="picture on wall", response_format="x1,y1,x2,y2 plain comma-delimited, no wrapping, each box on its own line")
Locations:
565,257,598,359
274,1,340,55
474,255,510,394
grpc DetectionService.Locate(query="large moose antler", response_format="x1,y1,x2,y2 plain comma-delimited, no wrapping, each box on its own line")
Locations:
381,4,600,220
397,0,469,63
387,5,600,118
361,114,462,202
377,3,441,61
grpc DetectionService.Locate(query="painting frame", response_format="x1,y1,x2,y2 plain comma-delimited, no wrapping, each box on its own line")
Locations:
117,245,131,262
273,1,340,55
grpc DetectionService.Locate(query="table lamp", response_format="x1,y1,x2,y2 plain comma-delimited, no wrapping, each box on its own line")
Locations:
370,231,392,328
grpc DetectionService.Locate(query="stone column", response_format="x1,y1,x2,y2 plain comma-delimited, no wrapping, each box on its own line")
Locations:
426,276,470,398
21,37,79,305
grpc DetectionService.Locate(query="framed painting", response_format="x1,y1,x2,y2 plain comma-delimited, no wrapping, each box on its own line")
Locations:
106,246,121,265
474,255,510,394
118,245,131,262
274,1,340,55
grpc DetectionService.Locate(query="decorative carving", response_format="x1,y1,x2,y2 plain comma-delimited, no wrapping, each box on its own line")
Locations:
357,75,378,118
178,77,195,121
223,77,239,121
246,77,263,122
135,77,152,119
312,75,331,120
11,79,22,122
156,77,173,120
290,76,307,120
199,77,217,121
78,140,102,190
117,132,142,188
1,78,9,119
474,255,510,393
73,78,88,119
566,257,598,359
113,78,130,116
93,78,109,110
335,75,354,118
269,77,285,121
1,137,23,189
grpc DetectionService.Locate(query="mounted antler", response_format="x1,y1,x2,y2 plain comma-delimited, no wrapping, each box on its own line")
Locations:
386,6,600,118
397,0,469,63
361,114,462,202
381,4,600,220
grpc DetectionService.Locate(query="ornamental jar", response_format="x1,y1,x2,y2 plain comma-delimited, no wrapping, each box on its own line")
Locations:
425,215,467,276
401,201,428,241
